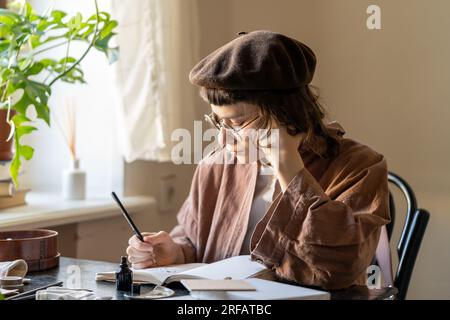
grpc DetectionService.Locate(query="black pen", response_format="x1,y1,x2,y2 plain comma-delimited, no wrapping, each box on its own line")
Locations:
111,191,144,242
5,281,63,300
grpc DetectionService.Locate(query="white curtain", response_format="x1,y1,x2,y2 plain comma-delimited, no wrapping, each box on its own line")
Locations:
111,0,200,162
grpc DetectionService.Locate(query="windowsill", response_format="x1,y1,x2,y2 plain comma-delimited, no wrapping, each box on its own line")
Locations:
0,192,156,231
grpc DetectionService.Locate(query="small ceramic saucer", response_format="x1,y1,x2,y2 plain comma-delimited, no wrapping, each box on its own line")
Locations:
0,276,23,286
124,285,175,300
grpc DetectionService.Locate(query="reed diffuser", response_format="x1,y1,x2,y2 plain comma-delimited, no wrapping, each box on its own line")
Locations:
55,98,86,200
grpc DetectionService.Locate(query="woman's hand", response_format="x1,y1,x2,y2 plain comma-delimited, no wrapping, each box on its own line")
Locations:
126,231,185,269
259,122,305,191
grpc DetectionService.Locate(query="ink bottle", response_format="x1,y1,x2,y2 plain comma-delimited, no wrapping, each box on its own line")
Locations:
116,256,133,292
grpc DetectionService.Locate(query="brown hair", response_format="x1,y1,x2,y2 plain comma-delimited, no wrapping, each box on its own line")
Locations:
199,85,339,158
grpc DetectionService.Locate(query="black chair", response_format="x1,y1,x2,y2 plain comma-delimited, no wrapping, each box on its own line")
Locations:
385,172,430,300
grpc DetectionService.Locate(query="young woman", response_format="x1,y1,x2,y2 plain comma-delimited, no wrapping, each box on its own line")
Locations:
126,30,390,290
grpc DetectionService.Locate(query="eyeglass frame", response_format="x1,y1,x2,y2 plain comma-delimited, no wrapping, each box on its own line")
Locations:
204,112,260,141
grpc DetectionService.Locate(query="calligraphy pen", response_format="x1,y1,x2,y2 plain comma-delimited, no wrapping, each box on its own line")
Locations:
111,191,144,242
5,281,64,300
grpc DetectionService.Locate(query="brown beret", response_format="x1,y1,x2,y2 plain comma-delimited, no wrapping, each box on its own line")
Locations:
189,30,316,90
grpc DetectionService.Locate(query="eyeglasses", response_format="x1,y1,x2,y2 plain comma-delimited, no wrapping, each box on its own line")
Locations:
204,112,259,140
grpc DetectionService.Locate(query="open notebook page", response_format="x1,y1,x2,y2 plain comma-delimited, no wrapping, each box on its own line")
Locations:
95,263,205,285
165,255,268,283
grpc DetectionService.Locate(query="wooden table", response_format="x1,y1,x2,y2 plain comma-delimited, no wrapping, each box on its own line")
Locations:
16,257,397,300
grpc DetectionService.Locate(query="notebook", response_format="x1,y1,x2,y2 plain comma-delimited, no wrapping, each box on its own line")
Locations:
187,278,330,300
181,279,256,291
95,255,273,286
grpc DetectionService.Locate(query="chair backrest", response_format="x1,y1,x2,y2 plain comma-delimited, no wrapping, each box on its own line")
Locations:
387,172,430,300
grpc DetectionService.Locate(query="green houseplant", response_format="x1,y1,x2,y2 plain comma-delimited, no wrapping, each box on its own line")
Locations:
0,0,118,187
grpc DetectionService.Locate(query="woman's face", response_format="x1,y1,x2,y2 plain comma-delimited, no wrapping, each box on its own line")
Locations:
210,103,265,162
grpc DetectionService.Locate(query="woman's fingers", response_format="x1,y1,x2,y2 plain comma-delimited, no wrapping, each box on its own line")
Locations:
126,247,155,265
128,253,155,265
132,257,157,269
127,231,173,267
127,246,154,258
128,254,152,265
143,231,171,246
128,234,154,251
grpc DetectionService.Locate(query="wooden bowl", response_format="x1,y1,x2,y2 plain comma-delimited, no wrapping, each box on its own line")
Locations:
0,229,60,272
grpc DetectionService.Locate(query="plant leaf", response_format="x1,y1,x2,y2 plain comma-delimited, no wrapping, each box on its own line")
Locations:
29,34,41,48
0,9,21,25
39,58,57,68
24,2,33,19
11,79,51,125
12,89,33,114
0,24,12,38
50,10,67,23
26,61,44,75
11,113,31,125
9,114,36,188
19,144,34,160
10,142,34,188
93,29,119,64
106,46,119,64
99,20,117,40
24,80,51,124
68,12,82,30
